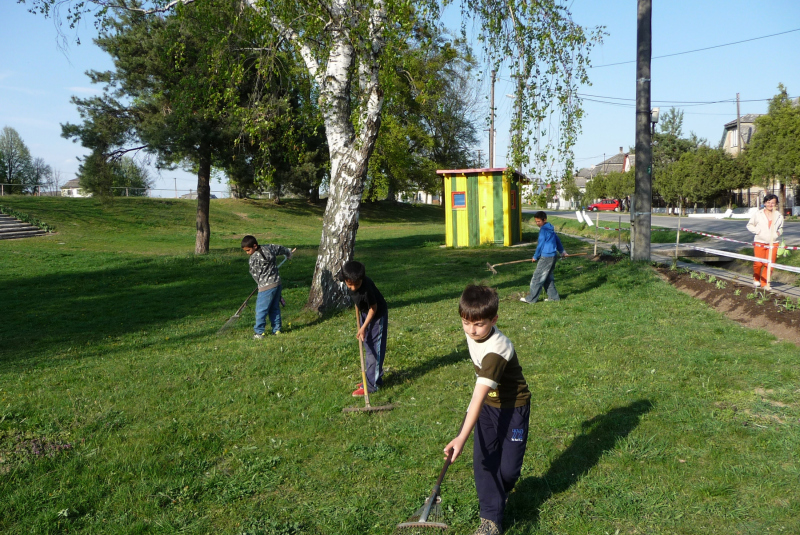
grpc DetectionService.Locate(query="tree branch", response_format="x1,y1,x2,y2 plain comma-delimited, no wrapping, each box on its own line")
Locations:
95,0,196,14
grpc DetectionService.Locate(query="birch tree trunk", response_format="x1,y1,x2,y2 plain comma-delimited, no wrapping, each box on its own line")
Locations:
255,0,386,311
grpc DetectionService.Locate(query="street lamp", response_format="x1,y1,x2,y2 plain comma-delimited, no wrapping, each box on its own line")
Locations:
650,107,660,134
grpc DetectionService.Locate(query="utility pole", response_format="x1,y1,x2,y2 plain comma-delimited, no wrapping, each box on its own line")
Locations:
476,149,484,168
490,69,496,168
735,93,743,155
174,177,178,199
631,0,652,261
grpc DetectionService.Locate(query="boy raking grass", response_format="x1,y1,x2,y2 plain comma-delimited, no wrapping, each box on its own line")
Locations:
241,235,293,339
444,284,531,535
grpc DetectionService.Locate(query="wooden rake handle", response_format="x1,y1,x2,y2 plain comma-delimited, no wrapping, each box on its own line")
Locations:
355,306,372,408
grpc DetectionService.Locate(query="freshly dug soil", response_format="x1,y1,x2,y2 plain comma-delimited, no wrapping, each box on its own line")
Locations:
655,267,800,346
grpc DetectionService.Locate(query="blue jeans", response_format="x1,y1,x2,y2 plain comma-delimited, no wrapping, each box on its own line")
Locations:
523,255,560,302
360,311,388,392
254,285,282,335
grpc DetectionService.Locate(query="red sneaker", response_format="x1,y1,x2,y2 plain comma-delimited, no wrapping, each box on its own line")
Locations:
351,387,366,397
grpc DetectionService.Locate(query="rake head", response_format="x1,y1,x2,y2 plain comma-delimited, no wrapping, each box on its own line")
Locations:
216,313,241,335
486,262,498,275
394,496,448,534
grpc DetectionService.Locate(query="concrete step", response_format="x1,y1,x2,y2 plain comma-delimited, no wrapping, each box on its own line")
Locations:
0,229,47,240
0,221,39,229
0,213,48,240
0,224,42,233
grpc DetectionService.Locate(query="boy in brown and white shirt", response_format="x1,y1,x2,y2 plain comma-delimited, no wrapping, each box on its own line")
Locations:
444,284,530,535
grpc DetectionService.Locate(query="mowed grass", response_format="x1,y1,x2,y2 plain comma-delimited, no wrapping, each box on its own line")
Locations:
1,197,799,535
547,215,703,244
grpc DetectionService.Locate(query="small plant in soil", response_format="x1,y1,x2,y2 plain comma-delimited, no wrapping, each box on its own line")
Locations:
715,280,726,289
734,288,741,296
698,272,707,281
708,275,717,284
690,271,699,279
747,292,757,300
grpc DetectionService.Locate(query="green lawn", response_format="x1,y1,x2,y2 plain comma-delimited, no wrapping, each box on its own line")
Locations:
1,197,798,534
545,215,703,245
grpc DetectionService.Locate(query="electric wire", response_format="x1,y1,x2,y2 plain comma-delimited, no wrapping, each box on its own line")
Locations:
590,27,800,68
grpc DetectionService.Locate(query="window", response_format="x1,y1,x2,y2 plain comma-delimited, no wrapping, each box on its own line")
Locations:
452,191,466,209
510,190,517,209
731,128,738,147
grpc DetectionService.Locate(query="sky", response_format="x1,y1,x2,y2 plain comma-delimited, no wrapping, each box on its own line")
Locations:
2,1,800,196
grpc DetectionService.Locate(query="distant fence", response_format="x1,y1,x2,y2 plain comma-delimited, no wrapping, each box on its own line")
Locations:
0,183,231,198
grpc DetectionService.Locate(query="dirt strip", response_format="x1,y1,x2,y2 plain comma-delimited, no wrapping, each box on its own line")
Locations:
654,267,800,347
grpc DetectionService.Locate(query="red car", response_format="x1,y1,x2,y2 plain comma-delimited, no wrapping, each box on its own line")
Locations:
587,199,621,212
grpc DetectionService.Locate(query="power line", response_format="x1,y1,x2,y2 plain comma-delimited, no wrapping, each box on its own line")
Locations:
578,92,792,105
591,27,800,68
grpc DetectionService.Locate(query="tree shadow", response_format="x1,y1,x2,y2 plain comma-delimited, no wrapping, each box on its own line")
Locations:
507,399,654,528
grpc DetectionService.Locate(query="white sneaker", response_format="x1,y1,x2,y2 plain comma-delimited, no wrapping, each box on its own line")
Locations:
753,280,760,288
519,297,528,303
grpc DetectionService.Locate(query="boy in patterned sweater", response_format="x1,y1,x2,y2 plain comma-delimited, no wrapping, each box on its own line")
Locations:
444,284,531,535
241,235,293,339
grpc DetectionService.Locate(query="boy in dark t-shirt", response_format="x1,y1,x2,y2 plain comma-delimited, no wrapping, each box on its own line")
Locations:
342,260,388,397
444,284,530,535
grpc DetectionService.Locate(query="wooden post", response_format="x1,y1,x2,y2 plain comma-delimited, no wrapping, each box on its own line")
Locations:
594,211,600,255
766,210,775,290
675,201,682,262
618,215,622,250
632,0,653,261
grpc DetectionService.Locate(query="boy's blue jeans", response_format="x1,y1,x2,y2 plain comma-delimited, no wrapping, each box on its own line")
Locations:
254,285,282,335
523,255,560,302
360,311,388,392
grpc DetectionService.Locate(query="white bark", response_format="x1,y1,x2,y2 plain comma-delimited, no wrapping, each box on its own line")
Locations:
249,0,386,311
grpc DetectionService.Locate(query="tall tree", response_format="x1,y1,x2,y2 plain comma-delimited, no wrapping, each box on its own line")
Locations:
26,0,600,312
0,127,34,194
29,157,53,194
77,154,153,196
744,84,800,207
59,1,276,252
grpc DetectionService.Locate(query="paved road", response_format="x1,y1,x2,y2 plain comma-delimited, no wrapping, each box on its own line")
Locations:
526,209,800,247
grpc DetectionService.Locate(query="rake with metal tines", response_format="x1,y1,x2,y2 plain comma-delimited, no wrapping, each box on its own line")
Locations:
393,451,452,534
342,306,395,413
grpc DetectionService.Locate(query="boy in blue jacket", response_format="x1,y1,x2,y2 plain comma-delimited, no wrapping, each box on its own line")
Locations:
520,211,564,303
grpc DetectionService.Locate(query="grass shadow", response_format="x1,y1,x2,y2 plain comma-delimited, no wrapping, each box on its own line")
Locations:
508,399,654,528
383,349,467,389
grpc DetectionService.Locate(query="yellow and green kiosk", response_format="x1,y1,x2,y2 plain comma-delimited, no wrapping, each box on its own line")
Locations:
437,167,528,247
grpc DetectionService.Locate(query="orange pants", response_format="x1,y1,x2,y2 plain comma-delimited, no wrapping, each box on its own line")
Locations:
753,242,777,286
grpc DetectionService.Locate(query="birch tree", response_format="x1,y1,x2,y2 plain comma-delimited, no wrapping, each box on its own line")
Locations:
24,0,600,312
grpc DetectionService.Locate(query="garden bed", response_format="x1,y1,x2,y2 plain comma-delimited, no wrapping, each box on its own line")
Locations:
655,266,800,346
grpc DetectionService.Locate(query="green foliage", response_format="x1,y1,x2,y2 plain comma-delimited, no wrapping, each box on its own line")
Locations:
77,155,153,198
585,169,634,202
560,169,583,207
0,126,38,194
368,34,479,202
744,84,800,188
